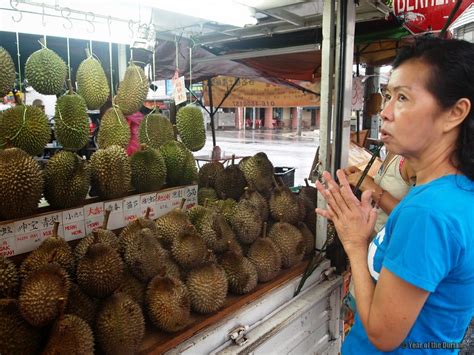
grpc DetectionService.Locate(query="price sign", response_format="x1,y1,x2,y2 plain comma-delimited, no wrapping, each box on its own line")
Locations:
84,202,104,234
184,185,198,209
123,195,141,224
172,71,187,105
141,193,158,219
104,200,124,230
0,223,15,257
62,208,86,241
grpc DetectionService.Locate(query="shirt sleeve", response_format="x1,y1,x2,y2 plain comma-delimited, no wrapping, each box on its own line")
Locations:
382,207,462,292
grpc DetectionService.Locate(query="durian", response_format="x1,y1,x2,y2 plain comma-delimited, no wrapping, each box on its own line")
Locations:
155,199,191,247
198,187,218,205
139,113,175,149
76,53,110,110
160,140,197,186
95,292,145,355
240,186,269,221
130,144,167,193
65,282,98,327
90,145,131,199
42,314,94,355
97,107,131,149
198,161,225,188
171,224,207,269
215,155,247,200
116,270,146,307
146,275,190,332
247,224,282,282
0,255,19,298
297,221,315,257
0,148,44,219
186,262,228,314
0,47,16,97
25,47,67,95
19,264,70,327
176,105,206,151
218,251,258,295
230,199,262,245
115,63,148,115
44,151,90,209
0,104,50,156
54,83,90,150
268,222,305,268
0,299,42,354
269,176,304,225
76,235,124,298
239,152,274,196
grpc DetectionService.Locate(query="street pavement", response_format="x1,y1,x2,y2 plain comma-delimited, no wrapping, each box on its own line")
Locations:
197,128,320,187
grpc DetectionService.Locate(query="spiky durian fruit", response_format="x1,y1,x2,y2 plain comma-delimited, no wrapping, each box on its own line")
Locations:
76,54,110,110
0,47,16,97
198,187,218,205
90,145,131,199
213,198,237,223
122,227,166,282
74,229,118,261
139,113,175,149
162,250,183,280
116,270,146,307
176,105,206,151
215,156,247,200
218,251,258,295
269,178,304,225
195,211,234,253
146,275,191,332
0,299,42,354
187,204,209,226
19,264,70,327
240,187,269,221
230,199,262,245
97,107,131,149
198,161,225,188
130,144,167,193
19,222,75,280
54,91,90,150
43,314,94,355
65,283,98,327
160,140,197,186
186,262,228,314
76,241,124,298
248,238,282,282
115,63,148,115
0,105,50,156
268,222,305,268
171,225,207,269
25,47,67,95
239,152,274,196
0,256,19,298
118,208,159,251
300,178,318,234
297,221,315,257
96,293,145,355
44,151,90,209
155,200,191,247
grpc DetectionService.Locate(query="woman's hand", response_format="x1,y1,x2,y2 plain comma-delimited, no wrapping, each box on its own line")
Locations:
315,170,377,254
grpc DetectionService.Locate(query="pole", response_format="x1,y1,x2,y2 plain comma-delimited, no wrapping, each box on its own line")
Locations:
296,107,302,137
208,78,216,147
252,107,256,129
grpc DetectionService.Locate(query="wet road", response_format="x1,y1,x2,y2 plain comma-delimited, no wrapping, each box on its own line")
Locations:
197,128,320,186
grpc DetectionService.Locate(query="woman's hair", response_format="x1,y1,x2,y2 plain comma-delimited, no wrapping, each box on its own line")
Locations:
393,37,474,180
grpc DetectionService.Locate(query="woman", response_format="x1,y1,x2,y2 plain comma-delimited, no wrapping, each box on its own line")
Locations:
316,37,474,353
345,152,415,234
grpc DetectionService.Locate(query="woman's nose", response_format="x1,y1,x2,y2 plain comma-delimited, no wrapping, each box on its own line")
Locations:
380,99,394,121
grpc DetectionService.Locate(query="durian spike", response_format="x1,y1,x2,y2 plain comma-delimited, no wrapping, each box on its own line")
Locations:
52,221,60,239
179,198,186,211
231,154,236,166
262,222,267,238
145,207,151,219
67,79,74,95
102,207,112,229
304,178,310,187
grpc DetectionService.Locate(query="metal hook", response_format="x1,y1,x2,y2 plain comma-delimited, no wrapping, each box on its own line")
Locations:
128,19,136,39
41,2,48,27
107,16,113,36
10,0,23,23
85,12,95,33
61,7,73,30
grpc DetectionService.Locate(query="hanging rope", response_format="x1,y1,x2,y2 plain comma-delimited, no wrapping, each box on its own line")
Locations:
43,34,47,47
57,107,84,133
111,105,124,127
89,40,93,56
152,38,157,109
66,37,71,81
175,35,179,73
15,32,22,92
107,16,114,99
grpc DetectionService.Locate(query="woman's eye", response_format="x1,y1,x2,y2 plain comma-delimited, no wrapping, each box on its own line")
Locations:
398,94,407,102
383,93,391,102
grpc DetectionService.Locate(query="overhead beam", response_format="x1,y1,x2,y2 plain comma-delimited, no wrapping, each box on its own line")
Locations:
194,44,320,64
263,8,305,26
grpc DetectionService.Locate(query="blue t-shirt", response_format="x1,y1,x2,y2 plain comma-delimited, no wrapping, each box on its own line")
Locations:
343,175,474,354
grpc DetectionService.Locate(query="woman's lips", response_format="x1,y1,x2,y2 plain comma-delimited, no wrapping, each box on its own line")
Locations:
380,129,391,141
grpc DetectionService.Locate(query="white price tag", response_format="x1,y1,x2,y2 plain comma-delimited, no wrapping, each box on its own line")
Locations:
84,202,104,234
0,223,16,257
104,200,124,230
141,193,158,219
156,190,173,217
123,195,141,224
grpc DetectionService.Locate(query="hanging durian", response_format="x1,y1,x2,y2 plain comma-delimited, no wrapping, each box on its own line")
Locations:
97,106,131,149
130,144,167,193
176,105,206,151
139,113,175,149
115,62,148,115
0,46,16,97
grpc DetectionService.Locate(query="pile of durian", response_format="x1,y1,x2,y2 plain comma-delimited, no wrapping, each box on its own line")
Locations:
0,152,316,353
1,44,207,221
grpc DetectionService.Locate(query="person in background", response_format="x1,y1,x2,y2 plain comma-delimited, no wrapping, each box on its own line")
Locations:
316,37,474,353
345,152,416,234
32,98,45,112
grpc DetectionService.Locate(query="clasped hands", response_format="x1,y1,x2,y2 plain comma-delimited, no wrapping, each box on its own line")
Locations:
315,170,377,253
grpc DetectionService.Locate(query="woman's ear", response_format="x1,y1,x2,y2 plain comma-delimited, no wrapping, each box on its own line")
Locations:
444,98,471,132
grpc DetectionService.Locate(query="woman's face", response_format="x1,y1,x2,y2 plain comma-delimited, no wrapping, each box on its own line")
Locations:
380,59,448,158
